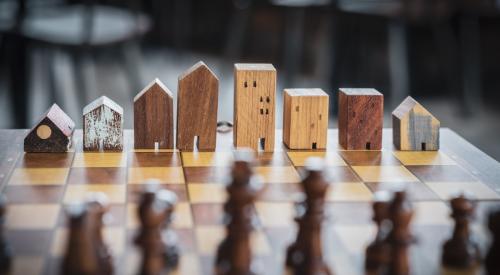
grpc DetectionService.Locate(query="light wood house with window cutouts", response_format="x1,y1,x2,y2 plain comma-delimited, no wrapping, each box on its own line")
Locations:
24,103,75,152
177,61,219,151
392,96,440,151
233,63,276,152
134,78,174,150
283,88,329,150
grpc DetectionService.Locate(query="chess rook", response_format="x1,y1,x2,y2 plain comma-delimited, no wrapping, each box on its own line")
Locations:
233,64,276,152
338,88,383,150
283,89,329,150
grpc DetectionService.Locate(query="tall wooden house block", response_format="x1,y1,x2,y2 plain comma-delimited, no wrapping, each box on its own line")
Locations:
392,96,440,151
83,96,123,151
283,89,329,150
233,63,276,152
134,79,174,149
338,88,383,150
177,61,219,151
24,104,75,152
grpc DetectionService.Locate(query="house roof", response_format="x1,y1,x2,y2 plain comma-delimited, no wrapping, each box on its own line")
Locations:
32,104,75,137
234,63,276,71
339,88,382,96
83,96,123,116
285,88,328,97
179,61,219,81
392,96,436,120
133,78,173,102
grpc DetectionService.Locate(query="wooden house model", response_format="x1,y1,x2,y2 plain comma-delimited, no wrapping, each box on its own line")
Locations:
83,96,123,151
177,61,219,151
134,78,174,149
338,88,383,150
283,88,329,150
392,96,440,151
233,63,276,152
24,104,75,152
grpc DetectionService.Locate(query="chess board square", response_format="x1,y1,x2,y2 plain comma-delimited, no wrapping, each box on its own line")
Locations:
255,166,300,184
184,167,230,183
9,168,69,185
10,256,44,275
72,153,127,168
191,203,224,226
287,151,347,167
188,183,227,203
333,225,375,254
424,181,500,200
351,166,419,183
181,152,233,167
326,182,373,202
67,168,126,185
129,152,181,167
339,150,402,166
6,204,60,229
325,202,372,225
18,153,73,168
5,230,52,254
127,184,188,203
324,166,362,183
364,182,440,201
4,185,64,204
127,202,193,229
255,152,292,166
258,183,302,202
195,226,271,256
414,201,451,226
63,184,126,204
255,202,295,227
406,165,477,182
128,167,185,184
392,151,456,166
51,227,126,257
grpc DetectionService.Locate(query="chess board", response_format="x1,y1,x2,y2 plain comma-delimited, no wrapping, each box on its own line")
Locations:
1,128,500,275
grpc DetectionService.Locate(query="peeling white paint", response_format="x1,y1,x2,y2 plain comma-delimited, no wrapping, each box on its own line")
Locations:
84,105,123,151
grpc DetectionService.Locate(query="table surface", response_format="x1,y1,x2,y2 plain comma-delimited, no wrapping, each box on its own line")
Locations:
0,128,499,275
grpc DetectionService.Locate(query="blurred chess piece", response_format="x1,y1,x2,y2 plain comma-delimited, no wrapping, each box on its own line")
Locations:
0,196,11,274
442,193,481,274
86,193,113,275
215,149,261,275
286,157,332,275
365,191,391,275
486,207,500,275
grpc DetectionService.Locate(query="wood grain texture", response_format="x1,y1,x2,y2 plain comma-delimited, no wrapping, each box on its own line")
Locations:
134,79,174,150
177,61,219,151
24,104,75,153
392,96,440,151
83,96,123,151
338,88,383,150
233,64,276,152
283,89,329,150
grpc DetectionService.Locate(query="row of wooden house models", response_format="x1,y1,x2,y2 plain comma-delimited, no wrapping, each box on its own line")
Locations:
23,61,440,153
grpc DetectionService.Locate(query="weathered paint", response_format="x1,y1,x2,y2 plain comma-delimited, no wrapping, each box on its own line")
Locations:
83,105,123,151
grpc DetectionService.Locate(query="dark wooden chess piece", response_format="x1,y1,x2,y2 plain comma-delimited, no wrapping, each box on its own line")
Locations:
386,190,414,275
486,207,500,275
442,194,481,272
286,157,332,275
61,204,99,275
135,188,179,275
365,191,391,275
86,194,113,275
0,196,11,274
215,150,261,275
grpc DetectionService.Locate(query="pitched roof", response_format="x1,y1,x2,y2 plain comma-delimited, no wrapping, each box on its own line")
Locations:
178,61,218,81
392,96,435,120
33,104,75,137
133,78,173,102
83,96,123,116
234,63,276,71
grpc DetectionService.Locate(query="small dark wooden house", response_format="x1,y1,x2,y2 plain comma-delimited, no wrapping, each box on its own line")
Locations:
24,104,75,152
177,61,219,151
134,78,174,149
83,96,123,151
393,96,440,151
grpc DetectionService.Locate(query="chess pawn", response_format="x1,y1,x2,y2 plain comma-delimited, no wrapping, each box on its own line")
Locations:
157,189,180,269
86,193,113,275
441,194,481,274
61,204,99,275
486,207,500,275
286,157,332,275
386,190,414,275
0,196,11,274
365,191,391,275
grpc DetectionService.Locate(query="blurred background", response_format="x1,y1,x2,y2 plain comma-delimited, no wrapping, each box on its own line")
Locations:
0,0,500,159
